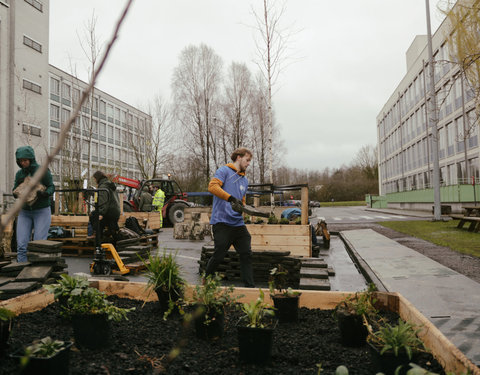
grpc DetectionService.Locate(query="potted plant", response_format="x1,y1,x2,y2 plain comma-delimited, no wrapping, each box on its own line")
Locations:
334,285,377,347
268,215,278,224
279,217,289,224
189,273,241,340
0,307,15,353
237,289,276,364
60,286,134,350
268,265,301,323
254,218,264,224
43,274,89,309
367,318,427,375
140,250,186,319
11,336,73,375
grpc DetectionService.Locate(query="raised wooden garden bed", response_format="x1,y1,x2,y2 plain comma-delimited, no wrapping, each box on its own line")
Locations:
1,282,478,375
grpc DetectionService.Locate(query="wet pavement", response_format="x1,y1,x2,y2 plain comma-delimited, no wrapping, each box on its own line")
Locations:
342,227,480,367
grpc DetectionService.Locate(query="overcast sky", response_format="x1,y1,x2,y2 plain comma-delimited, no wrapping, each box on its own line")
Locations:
49,0,445,171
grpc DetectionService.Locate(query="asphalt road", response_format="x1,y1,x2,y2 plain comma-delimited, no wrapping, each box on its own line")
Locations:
310,205,426,225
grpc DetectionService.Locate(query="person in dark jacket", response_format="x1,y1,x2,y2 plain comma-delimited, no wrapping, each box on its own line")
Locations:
138,185,153,212
88,171,120,240
12,146,55,262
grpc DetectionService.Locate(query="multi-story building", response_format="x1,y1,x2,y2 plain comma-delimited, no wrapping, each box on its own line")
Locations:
48,65,151,185
0,0,50,193
377,5,479,211
0,0,150,194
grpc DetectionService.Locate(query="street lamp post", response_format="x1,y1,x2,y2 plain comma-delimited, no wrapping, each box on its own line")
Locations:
425,0,442,221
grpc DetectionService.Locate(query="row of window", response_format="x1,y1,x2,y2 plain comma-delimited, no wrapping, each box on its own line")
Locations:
382,157,480,194
49,104,146,149
49,77,147,131
380,109,477,163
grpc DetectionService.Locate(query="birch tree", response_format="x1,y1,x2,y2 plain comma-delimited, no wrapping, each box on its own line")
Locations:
171,44,223,187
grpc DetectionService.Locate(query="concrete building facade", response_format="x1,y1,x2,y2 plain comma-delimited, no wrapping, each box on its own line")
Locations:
0,0,50,193
0,0,150,195
377,5,479,211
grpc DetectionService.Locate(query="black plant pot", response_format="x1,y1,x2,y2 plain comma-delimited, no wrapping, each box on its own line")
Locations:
72,314,110,350
237,324,275,364
368,341,416,375
194,307,225,340
271,294,301,323
0,319,13,354
11,341,73,375
155,287,182,315
336,311,367,347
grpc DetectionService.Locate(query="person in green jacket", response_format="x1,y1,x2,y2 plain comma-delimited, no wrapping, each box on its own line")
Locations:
12,146,55,263
88,171,120,240
138,185,153,212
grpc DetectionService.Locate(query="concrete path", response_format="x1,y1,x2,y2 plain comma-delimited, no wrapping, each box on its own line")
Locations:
342,229,480,367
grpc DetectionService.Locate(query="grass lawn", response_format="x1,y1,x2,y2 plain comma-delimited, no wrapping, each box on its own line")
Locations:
319,201,365,207
379,220,480,258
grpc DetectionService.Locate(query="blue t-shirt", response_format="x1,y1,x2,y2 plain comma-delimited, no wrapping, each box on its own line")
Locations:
210,165,248,226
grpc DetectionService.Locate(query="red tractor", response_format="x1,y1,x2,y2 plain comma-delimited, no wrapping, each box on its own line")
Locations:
110,175,190,225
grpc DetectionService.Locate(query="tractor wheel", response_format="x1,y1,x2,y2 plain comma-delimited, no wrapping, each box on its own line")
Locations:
168,203,185,224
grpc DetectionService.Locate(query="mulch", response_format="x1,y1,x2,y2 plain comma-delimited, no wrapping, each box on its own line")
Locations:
0,296,445,375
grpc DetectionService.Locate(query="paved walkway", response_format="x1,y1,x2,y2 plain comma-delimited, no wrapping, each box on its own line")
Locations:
342,228,480,367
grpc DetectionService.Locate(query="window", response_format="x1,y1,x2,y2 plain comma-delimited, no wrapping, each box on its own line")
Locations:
99,122,106,136
107,104,114,122
62,83,71,100
50,77,60,95
100,100,106,115
50,131,58,151
23,35,42,53
24,0,43,12
61,108,70,123
23,79,41,94
50,104,60,121
73,88,80,105
22,124,41,137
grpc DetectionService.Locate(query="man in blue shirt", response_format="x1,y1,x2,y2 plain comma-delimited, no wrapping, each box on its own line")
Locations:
205,147,255,287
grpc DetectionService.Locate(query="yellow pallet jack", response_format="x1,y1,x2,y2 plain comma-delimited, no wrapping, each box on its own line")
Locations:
90,243,130,276
87,187,130,276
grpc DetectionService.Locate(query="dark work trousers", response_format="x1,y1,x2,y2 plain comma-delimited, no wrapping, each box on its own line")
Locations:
205,223,255,287
89,210,120,242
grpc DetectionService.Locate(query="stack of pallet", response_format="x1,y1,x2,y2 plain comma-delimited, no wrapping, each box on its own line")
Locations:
0,240,67,300
198,244,302,287
173,207,212,240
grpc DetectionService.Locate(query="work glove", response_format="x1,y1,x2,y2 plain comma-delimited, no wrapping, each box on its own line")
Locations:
36,190,49,199
12,193,18,199
228,196,243,214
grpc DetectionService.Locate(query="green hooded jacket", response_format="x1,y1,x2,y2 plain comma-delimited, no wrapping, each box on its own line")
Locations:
97,176,120,218
13,146,55,211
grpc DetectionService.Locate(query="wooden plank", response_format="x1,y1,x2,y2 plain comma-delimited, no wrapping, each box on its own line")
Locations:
251,235,309,246
301,186,309,225
247,224,309,236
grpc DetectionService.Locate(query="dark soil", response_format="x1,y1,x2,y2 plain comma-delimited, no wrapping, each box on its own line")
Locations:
331,222,480,284
1,297,445,375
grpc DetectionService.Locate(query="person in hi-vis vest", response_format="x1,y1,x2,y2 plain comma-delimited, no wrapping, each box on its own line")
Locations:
152,186,165,228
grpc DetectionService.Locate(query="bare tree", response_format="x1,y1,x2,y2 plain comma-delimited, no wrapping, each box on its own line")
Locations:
353,144,378,180
251,0,295,188
77,10,104,182
222,62,254,150
129,95,174,179
171,44,223,187
441,0,480,180
250,73,269,183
